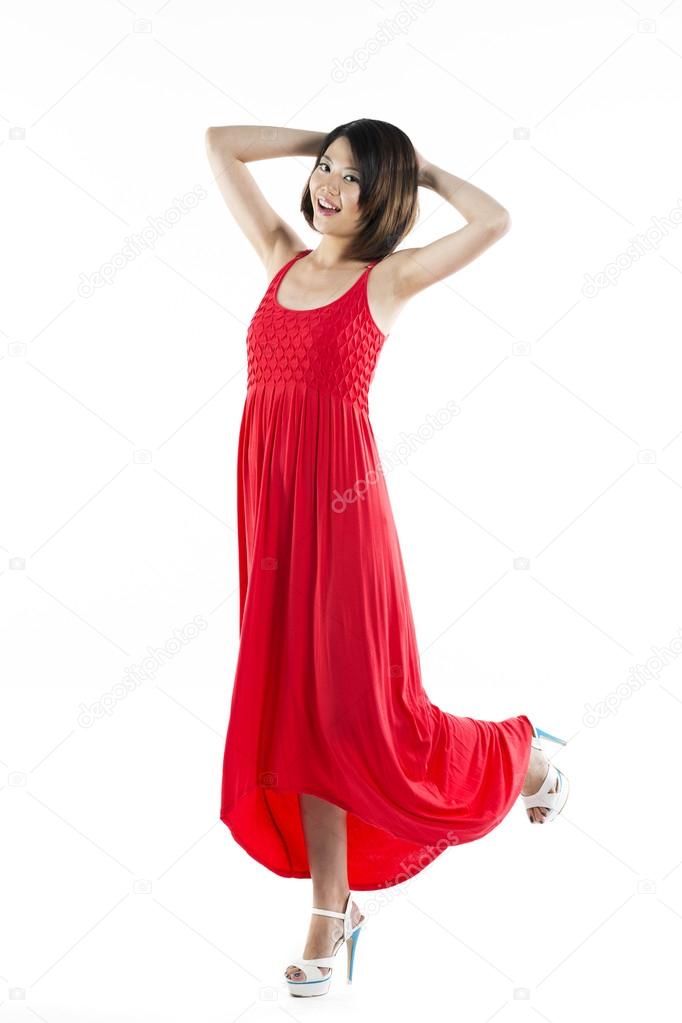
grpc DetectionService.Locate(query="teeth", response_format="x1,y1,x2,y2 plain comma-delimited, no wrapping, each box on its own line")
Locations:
318,197,339,211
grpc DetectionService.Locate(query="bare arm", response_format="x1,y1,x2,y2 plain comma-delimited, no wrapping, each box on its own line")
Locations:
204,125,325,268
390,155,511,301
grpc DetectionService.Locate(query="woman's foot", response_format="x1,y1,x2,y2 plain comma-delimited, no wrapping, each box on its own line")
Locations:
285,894,365,981
522,744,560,822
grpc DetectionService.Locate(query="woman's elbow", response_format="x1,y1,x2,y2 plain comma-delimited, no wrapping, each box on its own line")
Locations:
491,210,511,236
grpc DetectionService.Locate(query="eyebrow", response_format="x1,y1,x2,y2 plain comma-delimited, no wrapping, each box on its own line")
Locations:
320,153,359,173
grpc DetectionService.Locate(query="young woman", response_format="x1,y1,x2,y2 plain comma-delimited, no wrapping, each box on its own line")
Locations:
205,118,570,997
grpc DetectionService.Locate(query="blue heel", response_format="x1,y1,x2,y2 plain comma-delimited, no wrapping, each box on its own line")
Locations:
533,725,567,746
346,923,362,983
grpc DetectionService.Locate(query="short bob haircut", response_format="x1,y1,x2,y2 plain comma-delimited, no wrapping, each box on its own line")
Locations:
300,118,419,265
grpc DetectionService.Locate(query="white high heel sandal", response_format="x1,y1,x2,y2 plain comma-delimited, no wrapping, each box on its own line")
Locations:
522,724,570,823
284,890,365,997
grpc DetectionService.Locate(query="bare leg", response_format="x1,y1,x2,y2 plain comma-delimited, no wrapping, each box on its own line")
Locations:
285,793,364,980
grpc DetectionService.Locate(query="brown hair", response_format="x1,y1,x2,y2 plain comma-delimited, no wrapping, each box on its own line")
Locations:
300,118,419,264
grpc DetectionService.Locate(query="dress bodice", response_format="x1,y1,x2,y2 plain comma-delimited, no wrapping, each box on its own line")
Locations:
245,248,388,415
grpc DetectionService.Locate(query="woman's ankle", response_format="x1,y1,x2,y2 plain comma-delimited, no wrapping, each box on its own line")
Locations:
311,884,350,909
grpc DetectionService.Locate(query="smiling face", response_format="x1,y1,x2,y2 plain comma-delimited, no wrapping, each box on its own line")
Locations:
309,136,362,239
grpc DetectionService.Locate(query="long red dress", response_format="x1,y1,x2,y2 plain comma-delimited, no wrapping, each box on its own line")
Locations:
220,248,533,891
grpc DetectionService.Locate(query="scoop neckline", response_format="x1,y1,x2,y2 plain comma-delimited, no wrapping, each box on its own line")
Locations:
273,249,373,314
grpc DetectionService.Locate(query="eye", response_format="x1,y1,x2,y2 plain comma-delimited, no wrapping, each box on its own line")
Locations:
317,161,359,184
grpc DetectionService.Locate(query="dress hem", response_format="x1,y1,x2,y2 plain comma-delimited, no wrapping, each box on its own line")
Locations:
219,764,528,892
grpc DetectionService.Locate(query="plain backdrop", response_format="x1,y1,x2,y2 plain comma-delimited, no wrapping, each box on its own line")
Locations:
2,0,682,1019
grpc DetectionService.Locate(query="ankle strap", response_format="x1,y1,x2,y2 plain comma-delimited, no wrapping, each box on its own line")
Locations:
311,891,355,941
311,890,353,923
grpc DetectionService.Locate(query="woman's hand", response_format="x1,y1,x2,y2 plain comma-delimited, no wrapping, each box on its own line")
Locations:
414,149,432,188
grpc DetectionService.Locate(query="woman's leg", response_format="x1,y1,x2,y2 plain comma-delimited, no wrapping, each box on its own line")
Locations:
285,793,364,980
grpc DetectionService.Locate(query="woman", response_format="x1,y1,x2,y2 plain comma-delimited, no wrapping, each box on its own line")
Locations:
204,118,569,997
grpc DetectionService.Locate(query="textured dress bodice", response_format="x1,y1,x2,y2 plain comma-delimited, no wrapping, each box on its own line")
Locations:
246,248,387,415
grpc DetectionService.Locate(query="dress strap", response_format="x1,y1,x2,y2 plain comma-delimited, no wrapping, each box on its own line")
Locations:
269,248,311,290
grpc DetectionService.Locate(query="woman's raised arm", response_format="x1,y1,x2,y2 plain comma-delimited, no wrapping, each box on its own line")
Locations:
204,125,324,268
388,156,511,301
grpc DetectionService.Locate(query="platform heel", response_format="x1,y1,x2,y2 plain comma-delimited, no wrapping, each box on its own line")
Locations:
346,920,362,983
285,890,365,997
521,722,570,823
533,725,567,746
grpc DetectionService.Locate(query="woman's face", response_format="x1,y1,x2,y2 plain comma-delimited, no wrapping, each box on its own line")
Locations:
309,136,362,238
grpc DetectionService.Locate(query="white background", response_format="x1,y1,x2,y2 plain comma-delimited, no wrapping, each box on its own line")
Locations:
2,0,681,1019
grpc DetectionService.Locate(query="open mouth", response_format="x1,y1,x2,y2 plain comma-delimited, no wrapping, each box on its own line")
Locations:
317,196,341,214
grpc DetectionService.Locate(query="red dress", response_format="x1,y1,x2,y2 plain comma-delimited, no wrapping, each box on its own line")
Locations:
220,248,533,891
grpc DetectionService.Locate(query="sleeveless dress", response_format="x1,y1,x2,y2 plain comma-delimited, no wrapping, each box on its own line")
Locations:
220,247,533,891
